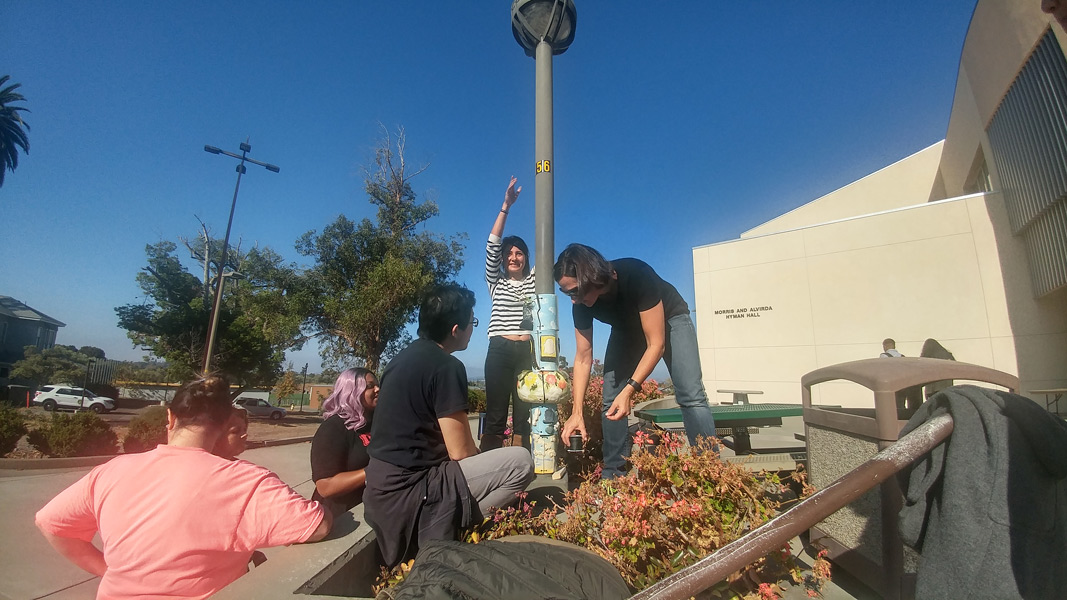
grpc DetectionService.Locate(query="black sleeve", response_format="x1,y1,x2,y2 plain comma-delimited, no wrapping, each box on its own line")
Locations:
628,260,664,312
433,357,470,418
310,416,348,482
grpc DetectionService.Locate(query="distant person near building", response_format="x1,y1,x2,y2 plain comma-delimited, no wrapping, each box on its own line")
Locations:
363,284,534,568
880,338,904,358
35,377,331,600
920,338,957,399
879,338,922,413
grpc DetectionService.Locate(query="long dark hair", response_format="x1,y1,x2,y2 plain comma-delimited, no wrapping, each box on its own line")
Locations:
553,243,613,292
501,235,532,279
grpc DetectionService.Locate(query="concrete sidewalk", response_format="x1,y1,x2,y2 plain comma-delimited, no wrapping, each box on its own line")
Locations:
0,433,877,599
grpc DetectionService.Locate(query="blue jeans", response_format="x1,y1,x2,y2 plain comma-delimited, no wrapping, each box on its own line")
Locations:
600,313,716,479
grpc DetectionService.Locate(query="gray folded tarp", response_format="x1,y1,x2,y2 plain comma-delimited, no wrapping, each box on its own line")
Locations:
381,537,631,600
898,385,1067,599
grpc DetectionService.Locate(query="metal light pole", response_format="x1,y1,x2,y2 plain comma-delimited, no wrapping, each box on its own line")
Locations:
512,0,577,473
80,359,94,410
300,363,309,413
202,140,279,375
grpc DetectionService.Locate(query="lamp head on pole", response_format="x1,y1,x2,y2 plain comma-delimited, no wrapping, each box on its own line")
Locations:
511,0,577,58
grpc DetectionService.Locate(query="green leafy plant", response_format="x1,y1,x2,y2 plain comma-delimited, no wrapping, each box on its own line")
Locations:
461,433,830,598
29,412,119,458
467,387,487,413
123,405,168,453
557,366,665,485
0,406,28,455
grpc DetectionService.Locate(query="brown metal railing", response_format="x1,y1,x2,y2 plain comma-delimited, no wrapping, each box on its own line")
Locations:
630,413,955,600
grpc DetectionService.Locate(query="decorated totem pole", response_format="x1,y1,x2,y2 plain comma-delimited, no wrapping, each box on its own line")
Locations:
516,296,570,473
511,0,577,473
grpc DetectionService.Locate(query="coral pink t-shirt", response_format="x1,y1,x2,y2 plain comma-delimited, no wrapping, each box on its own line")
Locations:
36,445,325,600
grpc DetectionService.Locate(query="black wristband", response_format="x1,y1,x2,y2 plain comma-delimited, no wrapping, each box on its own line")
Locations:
625,378,640,391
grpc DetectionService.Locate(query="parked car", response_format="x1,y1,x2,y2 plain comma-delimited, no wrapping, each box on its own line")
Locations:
34,385,117,414
234,397,286,420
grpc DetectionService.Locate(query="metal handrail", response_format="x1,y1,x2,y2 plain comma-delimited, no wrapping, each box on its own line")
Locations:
630,414,955,600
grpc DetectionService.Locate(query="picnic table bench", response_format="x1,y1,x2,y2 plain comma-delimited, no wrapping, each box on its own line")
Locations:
634,403,804,453
1031,388,1067,414
716,389,763,405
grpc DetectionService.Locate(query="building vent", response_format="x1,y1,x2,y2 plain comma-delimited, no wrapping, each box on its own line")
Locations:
987,30,1067,298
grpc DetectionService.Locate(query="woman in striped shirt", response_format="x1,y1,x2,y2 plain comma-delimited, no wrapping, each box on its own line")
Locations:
481,176,536,451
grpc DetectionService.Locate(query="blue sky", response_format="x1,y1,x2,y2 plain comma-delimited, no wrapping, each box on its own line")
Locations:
2,1,976,380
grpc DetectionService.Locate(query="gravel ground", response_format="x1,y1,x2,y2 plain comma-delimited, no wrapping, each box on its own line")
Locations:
246,415,321,441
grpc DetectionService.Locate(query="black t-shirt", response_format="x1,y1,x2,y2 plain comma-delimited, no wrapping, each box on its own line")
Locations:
572,258,689,372
310,414,372,515
368,338,470,470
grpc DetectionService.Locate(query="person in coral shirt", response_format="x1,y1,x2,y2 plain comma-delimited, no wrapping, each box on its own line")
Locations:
35,377,331,600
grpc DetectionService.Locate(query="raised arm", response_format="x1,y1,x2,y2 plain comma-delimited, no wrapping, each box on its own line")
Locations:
562,327,594,441
490,176,521,239
606,301,665,421
440,410,480,460
487,177,522,288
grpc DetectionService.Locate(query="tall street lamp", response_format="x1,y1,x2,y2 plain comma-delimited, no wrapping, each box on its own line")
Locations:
512,0,576,473
80,358,95,410
202,140,280,375
300,363,309,414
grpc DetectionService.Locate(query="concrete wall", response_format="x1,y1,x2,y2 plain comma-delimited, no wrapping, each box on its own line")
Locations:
692,0,1067,407
743,142,944,238
694,193,1038,407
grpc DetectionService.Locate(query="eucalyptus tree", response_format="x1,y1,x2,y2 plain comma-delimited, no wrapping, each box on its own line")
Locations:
298,127,466,372
116,237,309,389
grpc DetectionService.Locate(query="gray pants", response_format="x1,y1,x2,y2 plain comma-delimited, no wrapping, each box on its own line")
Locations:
458,446,535,514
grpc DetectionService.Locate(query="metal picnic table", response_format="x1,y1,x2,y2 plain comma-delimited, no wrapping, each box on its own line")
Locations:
634,403,804,453
1031,388,1067,414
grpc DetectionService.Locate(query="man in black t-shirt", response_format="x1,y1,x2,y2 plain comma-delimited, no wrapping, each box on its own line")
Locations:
364,284,535,567
554,244,717,479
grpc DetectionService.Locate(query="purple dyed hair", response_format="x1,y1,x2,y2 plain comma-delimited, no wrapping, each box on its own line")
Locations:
321,367,374,432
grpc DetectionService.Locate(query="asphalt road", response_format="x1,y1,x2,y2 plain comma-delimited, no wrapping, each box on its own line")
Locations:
20,405,323,428
0,442,317,600
20,405,150,426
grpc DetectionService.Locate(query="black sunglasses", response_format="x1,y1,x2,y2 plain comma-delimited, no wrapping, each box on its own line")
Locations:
560,285,581,298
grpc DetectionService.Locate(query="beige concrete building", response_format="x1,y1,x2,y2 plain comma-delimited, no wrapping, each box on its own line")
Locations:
693,0,1067,408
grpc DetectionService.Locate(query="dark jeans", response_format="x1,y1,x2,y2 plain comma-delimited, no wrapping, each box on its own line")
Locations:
484,337,534,438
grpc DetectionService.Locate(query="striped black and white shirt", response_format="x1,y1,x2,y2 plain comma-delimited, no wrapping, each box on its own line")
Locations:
485,234,535,337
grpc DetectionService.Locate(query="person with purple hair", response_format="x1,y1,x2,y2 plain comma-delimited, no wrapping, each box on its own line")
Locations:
310,367,380,515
